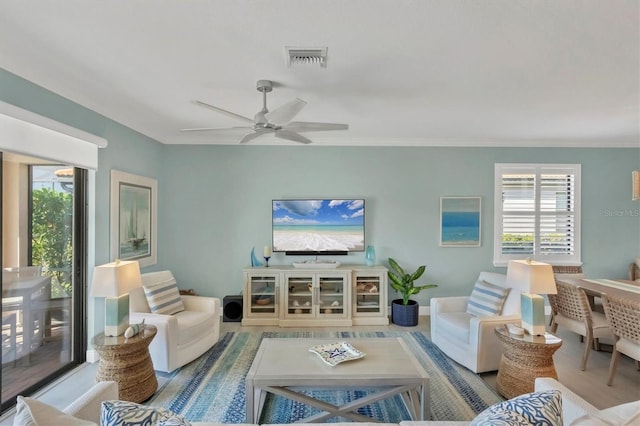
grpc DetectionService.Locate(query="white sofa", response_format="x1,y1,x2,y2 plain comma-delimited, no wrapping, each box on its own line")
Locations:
430,272,523,373
129,270,221,373
16,378,638,425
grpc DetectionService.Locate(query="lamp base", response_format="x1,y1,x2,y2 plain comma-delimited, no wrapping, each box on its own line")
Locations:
521,292,546,335
105,293,130,337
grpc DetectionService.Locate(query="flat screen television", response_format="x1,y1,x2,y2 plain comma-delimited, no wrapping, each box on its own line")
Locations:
272,199,365,255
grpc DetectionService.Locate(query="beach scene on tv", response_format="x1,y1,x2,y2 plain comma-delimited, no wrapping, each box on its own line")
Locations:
273,199,365,252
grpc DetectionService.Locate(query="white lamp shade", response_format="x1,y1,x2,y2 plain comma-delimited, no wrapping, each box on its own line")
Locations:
91,260,142,297
505,259,557,295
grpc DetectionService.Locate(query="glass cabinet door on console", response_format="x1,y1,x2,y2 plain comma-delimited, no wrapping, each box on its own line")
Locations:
284,274,314,318
283,271,350,321
352,267,389,325
317,275,348,319
242,270,280,326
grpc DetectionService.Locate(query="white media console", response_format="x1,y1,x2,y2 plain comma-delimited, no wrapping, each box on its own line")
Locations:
242,265,389,327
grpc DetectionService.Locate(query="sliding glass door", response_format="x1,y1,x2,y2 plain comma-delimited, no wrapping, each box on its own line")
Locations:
1,154,86,412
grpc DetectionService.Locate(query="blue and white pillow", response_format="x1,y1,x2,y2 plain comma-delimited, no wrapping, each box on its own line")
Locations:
143,278,185,315
471,390,563,426
466,279,511,317
101,400,191,426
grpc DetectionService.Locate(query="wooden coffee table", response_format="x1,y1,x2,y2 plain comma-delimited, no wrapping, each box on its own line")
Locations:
245,337,430,423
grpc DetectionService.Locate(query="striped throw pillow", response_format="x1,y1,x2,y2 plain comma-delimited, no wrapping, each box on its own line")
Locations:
466,279,510,317
143,278,185,315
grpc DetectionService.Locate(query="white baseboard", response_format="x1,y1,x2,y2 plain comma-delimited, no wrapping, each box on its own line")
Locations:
86,349,99,363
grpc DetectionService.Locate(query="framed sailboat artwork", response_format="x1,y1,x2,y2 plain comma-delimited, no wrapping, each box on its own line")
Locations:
110,170,158,267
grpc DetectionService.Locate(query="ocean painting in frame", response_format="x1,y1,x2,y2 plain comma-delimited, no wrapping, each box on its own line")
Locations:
440,197,481,247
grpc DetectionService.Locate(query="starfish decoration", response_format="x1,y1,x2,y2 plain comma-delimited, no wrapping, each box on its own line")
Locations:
325,347,348,359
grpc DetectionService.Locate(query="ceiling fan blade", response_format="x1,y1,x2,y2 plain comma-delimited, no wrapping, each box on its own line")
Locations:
264,98,307,126
274,129,312,144
193,100,254,124
180,126,252,133
239,129,269,144
284,122,349,133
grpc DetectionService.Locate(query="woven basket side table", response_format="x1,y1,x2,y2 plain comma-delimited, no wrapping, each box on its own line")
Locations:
92,325,158,403
494,325,562,399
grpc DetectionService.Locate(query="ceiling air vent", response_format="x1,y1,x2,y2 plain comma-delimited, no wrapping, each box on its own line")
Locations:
285,47,328,68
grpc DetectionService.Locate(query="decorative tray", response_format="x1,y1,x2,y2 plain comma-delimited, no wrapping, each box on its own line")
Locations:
308,341,365,366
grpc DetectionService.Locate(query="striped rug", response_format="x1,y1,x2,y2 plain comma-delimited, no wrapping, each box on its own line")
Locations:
146,331,503,423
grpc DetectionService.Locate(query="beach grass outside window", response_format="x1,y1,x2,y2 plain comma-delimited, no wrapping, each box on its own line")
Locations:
493,163,581,267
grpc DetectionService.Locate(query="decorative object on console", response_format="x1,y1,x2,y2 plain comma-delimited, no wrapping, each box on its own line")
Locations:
292,259,341,269
506,259,556,336
250,247,264,267
263,245,271,267
365,245,376,266
633,170,640,201
91,260,142,337
387,257,438,327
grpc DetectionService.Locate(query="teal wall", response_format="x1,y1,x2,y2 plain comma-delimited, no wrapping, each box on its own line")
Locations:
160,145,640,303
2,69,639,333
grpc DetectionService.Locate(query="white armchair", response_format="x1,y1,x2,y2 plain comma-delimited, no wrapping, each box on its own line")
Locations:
430,271,523,373
129,270,221,373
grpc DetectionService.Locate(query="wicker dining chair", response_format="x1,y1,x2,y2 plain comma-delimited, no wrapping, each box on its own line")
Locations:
601,293,640,385
629,261,640,281
549,280,612,371
549,265,585,325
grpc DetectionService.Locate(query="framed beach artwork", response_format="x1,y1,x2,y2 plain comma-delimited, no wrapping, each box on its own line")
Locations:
439,197,481,247
110,170,158,267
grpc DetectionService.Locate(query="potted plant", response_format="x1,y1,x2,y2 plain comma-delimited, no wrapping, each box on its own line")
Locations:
388,258,437,326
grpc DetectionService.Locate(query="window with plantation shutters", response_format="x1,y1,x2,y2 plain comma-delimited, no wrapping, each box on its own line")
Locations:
493,164,581,267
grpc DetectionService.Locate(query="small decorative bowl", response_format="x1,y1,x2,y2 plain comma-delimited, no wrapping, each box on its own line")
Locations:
255,296,273,305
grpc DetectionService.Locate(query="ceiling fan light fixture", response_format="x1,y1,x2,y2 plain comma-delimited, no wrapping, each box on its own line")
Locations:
285,47,328,68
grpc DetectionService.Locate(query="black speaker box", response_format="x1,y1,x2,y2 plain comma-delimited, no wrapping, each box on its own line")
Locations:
223,295,243,322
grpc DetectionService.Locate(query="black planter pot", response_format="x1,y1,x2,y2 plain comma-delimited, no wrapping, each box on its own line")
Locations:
391,299,419,327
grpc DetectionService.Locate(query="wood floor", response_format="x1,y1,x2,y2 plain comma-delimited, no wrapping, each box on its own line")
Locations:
1,321,71,404
0,315,638,424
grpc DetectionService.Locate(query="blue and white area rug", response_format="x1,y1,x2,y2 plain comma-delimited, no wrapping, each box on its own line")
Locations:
146,331,503,423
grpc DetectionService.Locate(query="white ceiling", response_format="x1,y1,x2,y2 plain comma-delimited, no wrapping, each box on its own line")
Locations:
1,0,638,147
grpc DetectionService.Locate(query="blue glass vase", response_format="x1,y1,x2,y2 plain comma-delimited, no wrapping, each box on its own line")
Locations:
365,245,376,266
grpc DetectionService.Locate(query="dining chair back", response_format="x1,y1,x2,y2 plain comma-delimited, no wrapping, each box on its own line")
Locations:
601,293,640,385
549,280,612,370
550,265,585,325
2,312,17,366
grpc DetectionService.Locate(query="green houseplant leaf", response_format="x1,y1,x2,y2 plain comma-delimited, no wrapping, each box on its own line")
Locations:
387,258,437,305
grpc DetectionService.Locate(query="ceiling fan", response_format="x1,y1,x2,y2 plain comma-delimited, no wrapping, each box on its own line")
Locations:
181,80,348,144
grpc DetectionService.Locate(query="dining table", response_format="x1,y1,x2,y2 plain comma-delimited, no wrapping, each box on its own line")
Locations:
2,274,52,365
577,278,640,299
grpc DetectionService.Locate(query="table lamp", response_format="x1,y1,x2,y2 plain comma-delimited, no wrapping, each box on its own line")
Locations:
506,259,556,336
91,260,142,336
